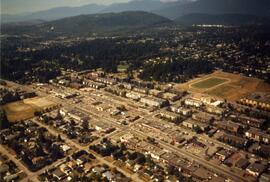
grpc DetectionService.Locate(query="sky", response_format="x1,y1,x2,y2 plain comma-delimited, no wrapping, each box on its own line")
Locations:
1,0,132,14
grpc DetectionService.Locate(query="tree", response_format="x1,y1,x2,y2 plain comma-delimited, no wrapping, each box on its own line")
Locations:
0,109,9,129
82,120,89,132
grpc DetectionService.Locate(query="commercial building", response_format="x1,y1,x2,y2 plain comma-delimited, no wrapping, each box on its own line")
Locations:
170,106,192,116
192,112,216,124
184,98,203,108
238,115,265,128
159,110,181,122
140,96,168,108
126,91,144,100
246,163,267,177
83,79,106,89
215,120,241,133
182,119,209,131
245,128,270,144
161,92,180,101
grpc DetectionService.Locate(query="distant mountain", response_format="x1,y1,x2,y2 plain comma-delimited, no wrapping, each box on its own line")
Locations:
1,4,106,23
1,0,192,23
101,0,165,13
175,13,270,25
2,11,172,36
154,0,270,19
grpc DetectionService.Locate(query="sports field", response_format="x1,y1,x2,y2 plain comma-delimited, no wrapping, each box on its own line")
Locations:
2,97,57,122
191,77,228,89
174,71,270,101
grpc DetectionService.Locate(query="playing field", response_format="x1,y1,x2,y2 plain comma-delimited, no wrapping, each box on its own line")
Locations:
191,77,228,89
2,97,57,122
174,70,270,101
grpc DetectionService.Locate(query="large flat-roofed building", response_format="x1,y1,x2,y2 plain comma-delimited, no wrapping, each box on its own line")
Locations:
245,127,270,144
95,77,116,85
159,110,181,122
238,115,265,128
140,96,168,108
205,105,225,115
60,108,89,122
133,87,149,94
192,111,216,124
83,79,106,89
149,89,164,97
218,133,248,148
126,91,145,100
184,98,203,108
246,163,267,177
161,92,180,101
215,120,241,133
182,119,209,131
170,106,192,116
105,86,126,97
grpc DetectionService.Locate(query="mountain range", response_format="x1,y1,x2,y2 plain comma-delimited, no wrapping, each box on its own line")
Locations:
3,0,269,23
1,0,270,36
2,11,172,36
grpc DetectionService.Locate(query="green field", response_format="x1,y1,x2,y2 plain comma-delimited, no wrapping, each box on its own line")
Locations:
191,77,228,89
117,64,129,72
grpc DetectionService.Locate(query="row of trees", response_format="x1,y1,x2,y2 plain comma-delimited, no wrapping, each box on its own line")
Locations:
139,58,213,82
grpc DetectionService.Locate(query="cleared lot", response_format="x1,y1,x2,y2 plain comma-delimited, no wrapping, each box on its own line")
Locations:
2,97,57,122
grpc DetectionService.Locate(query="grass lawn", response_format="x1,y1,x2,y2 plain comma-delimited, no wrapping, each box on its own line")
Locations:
191,77,228,89
117,64,129,72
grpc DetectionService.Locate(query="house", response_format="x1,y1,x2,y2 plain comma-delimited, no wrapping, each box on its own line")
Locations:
246,163,267,177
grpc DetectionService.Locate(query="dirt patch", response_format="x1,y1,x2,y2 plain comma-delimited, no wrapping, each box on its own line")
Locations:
2,97,57,122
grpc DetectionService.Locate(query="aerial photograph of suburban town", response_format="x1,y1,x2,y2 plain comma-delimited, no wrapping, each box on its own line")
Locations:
0,0,270,182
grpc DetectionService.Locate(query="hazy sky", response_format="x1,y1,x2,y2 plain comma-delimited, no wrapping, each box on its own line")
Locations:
1,0,132,14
